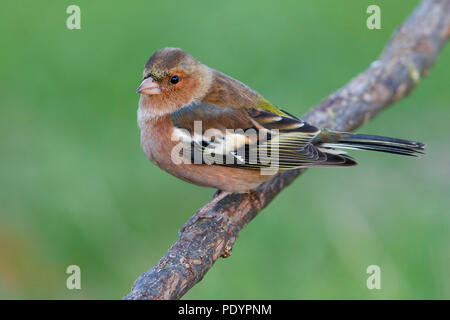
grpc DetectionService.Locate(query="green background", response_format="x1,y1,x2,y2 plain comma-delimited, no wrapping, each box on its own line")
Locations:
0,0,449,299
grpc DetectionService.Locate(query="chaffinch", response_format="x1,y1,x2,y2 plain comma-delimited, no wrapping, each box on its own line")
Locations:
136,47,424,193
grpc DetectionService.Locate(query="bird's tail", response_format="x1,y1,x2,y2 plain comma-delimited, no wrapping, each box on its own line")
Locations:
316,130,426,157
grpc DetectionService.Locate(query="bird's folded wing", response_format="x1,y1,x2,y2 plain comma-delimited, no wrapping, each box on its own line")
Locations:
170,101,353,169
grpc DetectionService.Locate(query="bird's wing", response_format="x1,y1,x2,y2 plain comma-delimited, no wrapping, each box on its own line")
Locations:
170,100,355,170
245,105,356,169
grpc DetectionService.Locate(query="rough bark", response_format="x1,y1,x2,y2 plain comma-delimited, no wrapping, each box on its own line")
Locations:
124,0,450,300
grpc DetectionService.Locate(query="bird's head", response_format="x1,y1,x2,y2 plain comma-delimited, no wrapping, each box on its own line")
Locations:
137,48,211,114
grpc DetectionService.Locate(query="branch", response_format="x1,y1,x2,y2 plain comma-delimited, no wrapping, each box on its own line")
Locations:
124,0,450,300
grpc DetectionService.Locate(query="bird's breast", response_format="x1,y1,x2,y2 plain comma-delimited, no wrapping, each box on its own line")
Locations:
139,114,175,167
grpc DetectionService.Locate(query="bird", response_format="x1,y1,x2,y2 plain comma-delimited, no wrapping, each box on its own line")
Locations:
136,47,425,193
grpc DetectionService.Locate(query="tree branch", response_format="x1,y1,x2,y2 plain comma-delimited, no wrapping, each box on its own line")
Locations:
124,0,450,300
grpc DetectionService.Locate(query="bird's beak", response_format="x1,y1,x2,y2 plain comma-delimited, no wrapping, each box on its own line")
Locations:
136,77,161,95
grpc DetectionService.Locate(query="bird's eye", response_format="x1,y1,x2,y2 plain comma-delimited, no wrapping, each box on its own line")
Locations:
170,75,179,84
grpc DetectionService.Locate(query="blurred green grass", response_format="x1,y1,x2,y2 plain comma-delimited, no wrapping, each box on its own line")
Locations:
0,0,449,299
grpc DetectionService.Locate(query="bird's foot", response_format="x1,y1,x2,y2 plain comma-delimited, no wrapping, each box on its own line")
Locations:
213,189,223,199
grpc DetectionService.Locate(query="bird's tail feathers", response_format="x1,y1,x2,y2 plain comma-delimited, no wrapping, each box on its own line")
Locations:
320,132,425,157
